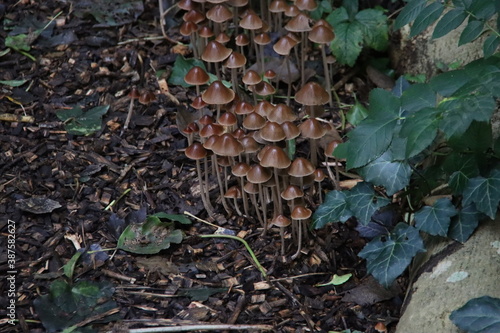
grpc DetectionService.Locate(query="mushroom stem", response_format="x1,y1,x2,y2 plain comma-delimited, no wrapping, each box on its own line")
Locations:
291,218,302,260
259,183,268,234
279,227,286,257
239,177,250,216
300,32,307,86
309,138,318,167
249,191,264,226
321,45,333,108
215,156,232,215
196,159,215,215
273,167,282,215
284,55,292,105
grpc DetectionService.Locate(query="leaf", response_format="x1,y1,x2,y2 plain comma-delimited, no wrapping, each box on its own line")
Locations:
400,107,439,158
5,34,32,51
401,83,436,112
429,69,470,97
432,9,468,39
117,215,184,254
483,35,500,58
369,88,401,117
462,169,500,219
355,9,389,51
357,151,412,196
358,223,425,287
459,20,484,46
330,20,364,67
168,56,207,88
56,105,109,136
394,0,426,30
450,296,500,333
343,114,399,169
152,212,192,224
410,2,444,37
445,154,480,194
325,6,349,27
467,0,496,20
346,99,369,126
448,120,492,154
315,273,352,287
34,279,118,332
448,203,480,243
438,94,496,139
347,182,391,225
312,190,353,229
414,198,457,236
0,79,28,87
63,250,84,279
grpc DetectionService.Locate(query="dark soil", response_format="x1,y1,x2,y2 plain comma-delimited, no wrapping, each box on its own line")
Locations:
0,1,405,332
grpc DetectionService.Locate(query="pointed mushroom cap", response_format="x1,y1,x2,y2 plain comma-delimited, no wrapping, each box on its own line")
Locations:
139,91,156,105
232,162,251,177
242,70,262,85
218,112,238,127
288,157,315,177
224,51,247,68
200,123,224,138
246,164,272,183
234,101,255,115
285,4,301,17
212,133,244,156
259,121,286,142
254,33,271,45
281,121,301,140
299,118,327,139
202,81,235,105
271,214,292,227
268,104,297,123
259,145,291,169
291,205,312,220
325,139,342,157
235,33,250,46
191,96,208,109
308,25,335,44
285,12,312,32
183,9,205,23
273,35,298,55
243,181,259,194
215,32,231,44
128,86,141,99
239,12,263,30
251,81,276,96
295,0,318,11
202,41,232,63
269,0,287,13
224,185,242,198
180,21,198,36
255,100,274,117
184,66,210,86
178,0,195,10
281,184,304,200
198,25,214,38
242,112,266,130
185,142,207,160
295,82,329,105
314,168,326,182
240,135,261,153
206,4,233,23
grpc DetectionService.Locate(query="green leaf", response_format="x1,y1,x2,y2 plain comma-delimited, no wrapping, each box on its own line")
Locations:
5,34,32,51
330,20,364,67
325,6,349,27
168,56,207,88
483,35,500,58
357,151,412,196
448,203,480,243
34,280,118,332
344,114,399,169
347,182,391,225
448,120,492,153
467,0,496,20
400,108,439,158
56,105,109,136
438,94,496,139
394,0,426,30
410,2,444,37
312,190,353,229
63,250,84,279
401,83,436,112
414,198,457,236
152,212,192,224
315,273,352,287
358,223,425,287
459,20,484,46
432,9,468,39
355,9,389,51
450,296,500,333
369,88,401,117
117,215,184,254
429,69,470,96
346,99,369,126
462,169,500,219
444,153,480,194
0,79,28,87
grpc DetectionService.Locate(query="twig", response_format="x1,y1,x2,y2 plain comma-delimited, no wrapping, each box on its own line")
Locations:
107,324,273,332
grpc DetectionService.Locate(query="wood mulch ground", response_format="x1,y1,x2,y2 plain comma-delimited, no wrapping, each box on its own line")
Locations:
0,1,405,332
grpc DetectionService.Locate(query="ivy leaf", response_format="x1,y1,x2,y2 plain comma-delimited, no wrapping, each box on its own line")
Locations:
432,9,468,39
462,169,500,219
459,20,484,46
330,20,364,66
400,107,439,158
445,154,480,194
448,203,480,243
357,151,412,196
414,198,457,236
312,190,353,229
344,114,399,169
450,296,500,333
410,2,444,37
358,223,425,287
347,182,391,225
56,105,109,136
355,9,389,51
394,0,426,30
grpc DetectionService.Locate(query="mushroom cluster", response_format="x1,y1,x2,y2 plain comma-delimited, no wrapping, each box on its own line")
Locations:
179,0,340,259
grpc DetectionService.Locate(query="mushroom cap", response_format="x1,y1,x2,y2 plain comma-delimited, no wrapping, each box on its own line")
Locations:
291,205,312,220
264,70,277,80
308,25,335,44
259,121,286,142
242,112,266,130
206,4,232,23
228,0,248,7
234,101,255,115
232,162,251,177
183,9,205,23
254,33,271,45
251,81,276,96
299,118,327,139
242,70,262,85
325,139,342,157
281,121,301,140
295,82,329,105
191,96,208,109
314,168,326,182
268,104,297,123
281,185,304,200
202,81,235,105
246,164,272,183
269,0,287,13
224,51,247,68
202,135,218,150
284,4,300,17
255,100,274,117
239,12,263,30
182,121,199,135
198,115,215,126
212,133,244,156
240,135,261,153
178,0,195,10
128,87,140,99
243,181,259,194
271,214,291,227
288,157,315,177
184,66,210,86
180,21,198,36
224,185,242,198
215,32,231,44
259,145,291,169
198,25,214,38
273,35,298,55
285,12,312,32
201,41,232,63
295,0,318,11
185,142,207,160
313,19,333,30
200,123,224,138
235,33,250,46
232,128,245,140
218,112,238,127
138,91,156,105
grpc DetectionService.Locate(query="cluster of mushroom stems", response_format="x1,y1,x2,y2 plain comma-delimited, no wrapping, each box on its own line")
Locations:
179,0,339,259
